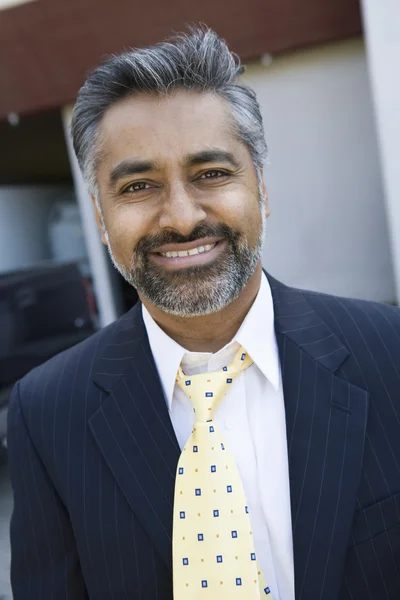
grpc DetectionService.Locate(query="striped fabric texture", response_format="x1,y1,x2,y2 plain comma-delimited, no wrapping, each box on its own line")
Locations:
7,273,400,600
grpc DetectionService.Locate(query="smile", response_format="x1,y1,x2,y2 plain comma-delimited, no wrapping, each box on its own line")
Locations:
150,239,226,269
160,243,216,258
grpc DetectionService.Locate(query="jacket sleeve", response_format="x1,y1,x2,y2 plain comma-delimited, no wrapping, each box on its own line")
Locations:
7,381,88,599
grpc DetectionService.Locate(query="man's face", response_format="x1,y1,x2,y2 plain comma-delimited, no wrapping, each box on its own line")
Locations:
94,90,269,317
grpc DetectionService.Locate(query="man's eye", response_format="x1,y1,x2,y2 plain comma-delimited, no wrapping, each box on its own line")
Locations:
199,170,228,179
123,182,150,193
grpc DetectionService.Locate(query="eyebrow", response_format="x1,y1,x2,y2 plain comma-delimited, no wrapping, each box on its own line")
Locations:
108,149,240,188
109,159,156,188
186,149,240,169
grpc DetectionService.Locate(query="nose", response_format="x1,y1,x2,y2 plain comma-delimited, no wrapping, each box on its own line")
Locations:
158,182,207,236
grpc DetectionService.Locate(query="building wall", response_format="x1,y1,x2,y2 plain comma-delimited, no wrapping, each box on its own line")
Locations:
361,0,400,303
243,39,395,302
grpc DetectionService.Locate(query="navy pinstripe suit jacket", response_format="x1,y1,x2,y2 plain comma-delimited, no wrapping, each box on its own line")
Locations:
7,275,400,600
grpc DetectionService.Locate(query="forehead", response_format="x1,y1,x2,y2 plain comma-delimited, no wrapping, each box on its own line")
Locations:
97,91,243,167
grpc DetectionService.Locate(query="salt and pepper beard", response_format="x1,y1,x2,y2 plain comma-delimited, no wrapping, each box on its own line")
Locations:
103,208,266,318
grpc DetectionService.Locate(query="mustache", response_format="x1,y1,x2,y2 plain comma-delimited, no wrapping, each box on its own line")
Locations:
135,223,238,255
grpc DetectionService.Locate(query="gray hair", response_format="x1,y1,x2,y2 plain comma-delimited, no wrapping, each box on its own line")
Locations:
71,26,268,200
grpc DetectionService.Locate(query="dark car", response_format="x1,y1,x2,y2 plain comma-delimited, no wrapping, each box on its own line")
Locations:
0,261,96,449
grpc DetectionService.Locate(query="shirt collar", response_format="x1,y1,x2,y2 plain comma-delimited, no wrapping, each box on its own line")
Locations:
142,272,280,411
234,272,280,390
142,305,187,411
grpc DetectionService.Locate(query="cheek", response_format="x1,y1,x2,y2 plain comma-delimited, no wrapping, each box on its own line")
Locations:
224,193,262,237
104,209,146,261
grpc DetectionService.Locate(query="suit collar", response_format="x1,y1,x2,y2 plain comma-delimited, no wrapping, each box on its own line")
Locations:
268,273,350,373
92,273,350,394
91,305,148,392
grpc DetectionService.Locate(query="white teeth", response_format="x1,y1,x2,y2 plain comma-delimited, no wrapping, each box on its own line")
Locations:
162,243,216,258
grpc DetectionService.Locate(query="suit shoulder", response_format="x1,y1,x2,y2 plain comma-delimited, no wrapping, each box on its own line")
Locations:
300,287,400,346
16,309,136,412
301,286,400,322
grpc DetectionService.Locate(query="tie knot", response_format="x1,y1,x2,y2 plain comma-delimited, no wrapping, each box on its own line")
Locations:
176,347,253,422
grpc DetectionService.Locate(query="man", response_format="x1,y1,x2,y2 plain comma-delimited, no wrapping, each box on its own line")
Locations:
7,27,400,600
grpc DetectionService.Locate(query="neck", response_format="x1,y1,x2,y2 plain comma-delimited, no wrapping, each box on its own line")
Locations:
140,264,263,353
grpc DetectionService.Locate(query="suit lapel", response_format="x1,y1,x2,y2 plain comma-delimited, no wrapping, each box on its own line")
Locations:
90,305,180,570
269,276,369,600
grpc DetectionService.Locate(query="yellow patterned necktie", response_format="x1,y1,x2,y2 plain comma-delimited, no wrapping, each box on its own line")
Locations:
173,346,273,599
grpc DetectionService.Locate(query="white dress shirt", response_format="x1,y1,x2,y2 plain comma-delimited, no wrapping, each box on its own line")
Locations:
142,273,295,600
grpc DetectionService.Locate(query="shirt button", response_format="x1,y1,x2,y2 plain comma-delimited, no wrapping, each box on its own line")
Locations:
224,418,235,430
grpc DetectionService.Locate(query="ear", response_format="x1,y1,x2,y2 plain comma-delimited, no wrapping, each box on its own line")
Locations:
260,169,270,218
91,195,108,246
